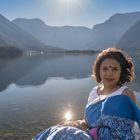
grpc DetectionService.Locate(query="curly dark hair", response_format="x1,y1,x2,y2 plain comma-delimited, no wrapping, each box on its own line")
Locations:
92,48,135,85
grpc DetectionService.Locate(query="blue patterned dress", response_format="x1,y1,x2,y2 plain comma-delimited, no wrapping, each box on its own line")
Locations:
85,95,140,139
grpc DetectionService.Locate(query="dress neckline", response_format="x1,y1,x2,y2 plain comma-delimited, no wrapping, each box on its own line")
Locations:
96,85,127,98
86,85,128,107
97,86,121,96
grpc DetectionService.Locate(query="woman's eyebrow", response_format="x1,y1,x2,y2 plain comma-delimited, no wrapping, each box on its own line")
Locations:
102,65,119,68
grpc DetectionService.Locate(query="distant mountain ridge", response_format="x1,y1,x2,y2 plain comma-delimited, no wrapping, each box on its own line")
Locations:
0,14,45,51
12,12,140,51
88,12,140,50
0,14,62,53
13,18,93,50
117,20,140,52
0,11,140,53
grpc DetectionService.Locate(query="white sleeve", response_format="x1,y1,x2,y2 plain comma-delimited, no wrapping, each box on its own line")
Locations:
87,86,98,104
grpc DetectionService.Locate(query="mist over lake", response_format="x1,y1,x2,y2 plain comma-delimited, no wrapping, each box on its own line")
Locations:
0,53,139,139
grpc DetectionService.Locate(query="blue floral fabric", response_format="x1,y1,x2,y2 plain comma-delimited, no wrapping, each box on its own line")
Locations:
85,95,140,139
32,125,93,140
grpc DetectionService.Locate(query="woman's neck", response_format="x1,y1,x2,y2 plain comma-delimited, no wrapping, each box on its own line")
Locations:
98,84,120,95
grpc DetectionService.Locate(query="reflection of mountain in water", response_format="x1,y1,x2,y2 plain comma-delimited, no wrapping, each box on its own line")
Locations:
0,53,139,92
0,54,96,92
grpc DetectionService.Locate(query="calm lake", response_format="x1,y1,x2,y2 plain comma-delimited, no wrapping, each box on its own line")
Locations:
0,53,140,140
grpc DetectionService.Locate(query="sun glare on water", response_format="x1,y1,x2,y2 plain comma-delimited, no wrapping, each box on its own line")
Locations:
64,111,73,121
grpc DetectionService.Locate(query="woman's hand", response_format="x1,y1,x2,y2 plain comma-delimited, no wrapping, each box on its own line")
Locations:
61,119,88,131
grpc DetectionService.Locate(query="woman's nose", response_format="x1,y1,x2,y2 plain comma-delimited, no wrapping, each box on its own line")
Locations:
106,69,113,76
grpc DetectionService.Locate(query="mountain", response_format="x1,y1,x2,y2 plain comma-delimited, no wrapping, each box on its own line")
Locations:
117,20,140,53
88,12,140,50
0,14,61,52
13,12,140,51
0,35,9,47
12,18,93,50
0,34,23,55
12,12,140,51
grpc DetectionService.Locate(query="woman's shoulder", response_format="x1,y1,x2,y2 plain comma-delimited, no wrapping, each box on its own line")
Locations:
122,88,136,103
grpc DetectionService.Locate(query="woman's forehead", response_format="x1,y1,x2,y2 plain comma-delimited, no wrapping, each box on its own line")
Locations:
101,58,121,67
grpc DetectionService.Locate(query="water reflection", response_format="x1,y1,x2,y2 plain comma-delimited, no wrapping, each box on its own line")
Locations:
0,53,139,92
64,111,73,121
0,54,95,92
0,53,139,139
0,54,97,139
0,77,95,139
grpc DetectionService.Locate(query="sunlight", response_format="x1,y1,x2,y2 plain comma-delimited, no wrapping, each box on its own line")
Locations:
58,0,81,8
59,0,79,5
64,111,73,121
43,0,87,27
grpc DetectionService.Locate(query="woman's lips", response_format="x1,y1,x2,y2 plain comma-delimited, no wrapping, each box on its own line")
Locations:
104,78,114,82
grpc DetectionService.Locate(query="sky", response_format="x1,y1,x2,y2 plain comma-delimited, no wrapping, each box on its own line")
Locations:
0,0,140,28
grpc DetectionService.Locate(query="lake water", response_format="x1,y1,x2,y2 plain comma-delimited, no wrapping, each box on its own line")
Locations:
0,53,140,140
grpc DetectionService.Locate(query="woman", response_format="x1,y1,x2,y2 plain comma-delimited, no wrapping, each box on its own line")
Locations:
85,47,140,139
33,48,140,140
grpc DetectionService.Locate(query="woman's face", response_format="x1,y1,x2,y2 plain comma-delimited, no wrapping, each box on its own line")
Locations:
99,58,121,88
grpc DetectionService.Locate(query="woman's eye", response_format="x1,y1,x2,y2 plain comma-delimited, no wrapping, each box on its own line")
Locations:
102,67,108,71
112,68,119,71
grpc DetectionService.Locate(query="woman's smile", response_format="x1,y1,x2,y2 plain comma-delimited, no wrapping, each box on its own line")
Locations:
104,77,114,82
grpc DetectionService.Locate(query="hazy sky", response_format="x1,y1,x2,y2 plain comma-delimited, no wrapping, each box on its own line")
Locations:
0,0,140,28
